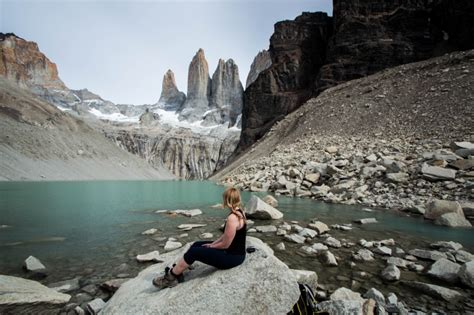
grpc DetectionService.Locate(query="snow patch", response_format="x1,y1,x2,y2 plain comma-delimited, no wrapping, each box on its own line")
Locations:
89,108,139,123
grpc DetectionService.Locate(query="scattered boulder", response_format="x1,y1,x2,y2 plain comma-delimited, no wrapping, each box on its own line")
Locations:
427,258,461,283
291,269,318,291
430,241,463,252
330,287,364,302
354,218,377,224
373,246,392,256
408,249,447,261
424,199,464,220
434,212,472,228
316,300,365,315
381,264,400,281
86,298,106,315
47,278,80,293
255,226,277,233
262,195,278,207
401,281,463,301
169,209,202,217
298,228,317,238
459,261,474,288
100,237,300,314
276,242,286,251
141,228,158,235
386,257,409,269
324,237,342,248
164,240,183,251
23,256,46,273
308,221,329,234
455,250,474,263
177,224,206,231
363,288,385,306
320,251,338,266
421,164,456,180
284,234,306,244
0,275,71,313
386,172,409,183
136,251,162,263
245,196,283,220
353,249,374,262
200,233,213,239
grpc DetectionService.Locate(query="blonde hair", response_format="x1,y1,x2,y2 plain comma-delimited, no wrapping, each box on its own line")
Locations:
222,187,245,221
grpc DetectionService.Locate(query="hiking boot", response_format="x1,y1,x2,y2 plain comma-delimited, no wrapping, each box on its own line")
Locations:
152,266,184,289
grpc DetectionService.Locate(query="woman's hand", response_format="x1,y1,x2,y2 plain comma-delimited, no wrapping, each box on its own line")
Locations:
202,243,212,248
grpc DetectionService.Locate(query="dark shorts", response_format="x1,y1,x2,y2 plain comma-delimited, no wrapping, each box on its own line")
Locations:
183,241,245,269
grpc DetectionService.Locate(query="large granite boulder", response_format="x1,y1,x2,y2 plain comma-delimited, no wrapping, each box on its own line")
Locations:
157,69,186,110
0,275,71,314
101,237,300,314
424,199,465,220
179,48,211,122
459,261,474,288
245,195,284,220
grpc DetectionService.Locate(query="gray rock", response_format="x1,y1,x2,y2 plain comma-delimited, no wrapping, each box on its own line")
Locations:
101,237,300,314
354,218,377,224
401,281,463,301
47,278,80,293
245,195,283,220
459,261,474,288
316,300,365,315
308,221,329,234
320,251,338,266
364,288,385,306
141,228,158,235
427,258,461,283
424,199,464,220
386,172,409,183
386,257,409,268
381,264,400,281
290,269,318,291
304,173,320,184
298,228,317,238
262,195,278,207
455,250,474,263
324,237,342,248
330,180,356,194
170,209,202,217
200,233,213,239
386,292,398,305
330,287,364,301
373,246,392,256
177,224,207,230
136,251,161,263
86,298,105,315
24,255,46,272
276,242,286,251
164,240,183,251
434,212,472,227
408,249,447,261
255,225,277,233
430,241,463,251
421,164,456,180
353,249,374,261
284,233,306,244
74,306,85,315
0,275,70,312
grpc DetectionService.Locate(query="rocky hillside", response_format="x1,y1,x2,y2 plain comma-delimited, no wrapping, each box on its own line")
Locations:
213,50,474,220
239,0,474,152
0,77,174,180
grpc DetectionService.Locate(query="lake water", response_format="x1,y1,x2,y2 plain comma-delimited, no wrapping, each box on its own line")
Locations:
1,180,473,312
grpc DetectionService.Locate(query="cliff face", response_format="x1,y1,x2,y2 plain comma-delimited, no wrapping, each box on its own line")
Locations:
240,12,333,150
240,0,474,152
105,126,240,179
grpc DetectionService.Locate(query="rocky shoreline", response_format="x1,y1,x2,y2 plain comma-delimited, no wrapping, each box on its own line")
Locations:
220,136,474,227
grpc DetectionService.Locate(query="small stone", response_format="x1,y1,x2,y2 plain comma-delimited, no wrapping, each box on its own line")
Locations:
308,221,329,234
275,242,285,251
330,287,364,301
386,257,409,268
354,218,377,224
430,241,463,252
170,209,202,217
284,234,306,244
141,228,157,235
101,278,130,292
164,241,182,251
255,226,277,233
363,288,385,306
200,233,213,239
373,246,392,256
86,298,105,315
298,228,317,238
455,250,474,263
408,249,447,261
320,251,338,266
459,261,474,288
381,264,400,281
177,224,206,230
426,258,461,283
353,249,374,261
24,256,46,272
324,237,342,248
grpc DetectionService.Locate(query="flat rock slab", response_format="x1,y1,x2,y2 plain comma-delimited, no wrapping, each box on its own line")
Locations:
408,249,447,261
402,281,463,301
427,258,461,283
0,275,71,314
24,255,46,272
136,251,162,263
354,218,377,224
169,209,202,217
101,237,300,315
177,224,206,231
47,277,80,293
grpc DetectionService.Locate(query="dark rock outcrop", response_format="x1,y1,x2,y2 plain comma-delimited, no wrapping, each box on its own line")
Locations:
245,50,271,88
157,69,186,110
240,12,333,150
239,1,474,152
179,48,211,122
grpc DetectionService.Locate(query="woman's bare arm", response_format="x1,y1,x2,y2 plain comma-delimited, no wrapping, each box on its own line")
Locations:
207,215,238,249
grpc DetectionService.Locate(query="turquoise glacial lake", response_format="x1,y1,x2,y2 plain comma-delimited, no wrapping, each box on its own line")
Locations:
0,180,473,284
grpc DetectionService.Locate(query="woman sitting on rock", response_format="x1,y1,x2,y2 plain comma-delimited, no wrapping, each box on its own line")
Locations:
153,187,247,289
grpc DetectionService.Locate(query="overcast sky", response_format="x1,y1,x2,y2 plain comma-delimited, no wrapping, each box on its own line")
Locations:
1,0,332,105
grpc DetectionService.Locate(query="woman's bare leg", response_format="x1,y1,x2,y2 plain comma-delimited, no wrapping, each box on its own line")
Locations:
171,258,189,275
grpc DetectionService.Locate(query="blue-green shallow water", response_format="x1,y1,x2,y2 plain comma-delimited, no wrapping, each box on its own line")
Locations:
0,180,473,276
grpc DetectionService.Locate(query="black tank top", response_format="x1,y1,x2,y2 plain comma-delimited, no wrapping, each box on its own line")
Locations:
225,209,247,255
